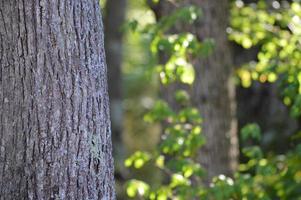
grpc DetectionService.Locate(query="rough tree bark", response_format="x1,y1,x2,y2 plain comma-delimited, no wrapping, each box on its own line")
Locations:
150,0,239,182
104,0,127,178
0,0,115,199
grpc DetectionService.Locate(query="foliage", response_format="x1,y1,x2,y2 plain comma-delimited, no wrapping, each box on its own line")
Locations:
126,103,206,199
124,4,208,199
126,5,212,86
124,1,301,199
204,145,301,200
126,122,301,199
229,0,301,118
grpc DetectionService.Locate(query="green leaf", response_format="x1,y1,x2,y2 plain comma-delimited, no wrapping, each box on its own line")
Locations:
126,180,150,198
124,151,151,169
241,123,261,141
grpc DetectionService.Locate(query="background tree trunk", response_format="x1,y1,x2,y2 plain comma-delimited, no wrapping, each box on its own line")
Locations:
192,0,238,181
150,0,239,182
0,0,115,199
104,0,127,179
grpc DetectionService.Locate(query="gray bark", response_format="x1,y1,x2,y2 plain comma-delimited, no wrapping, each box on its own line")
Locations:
0,0,115,199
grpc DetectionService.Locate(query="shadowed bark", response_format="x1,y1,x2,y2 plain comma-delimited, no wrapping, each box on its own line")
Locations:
0,0,115,199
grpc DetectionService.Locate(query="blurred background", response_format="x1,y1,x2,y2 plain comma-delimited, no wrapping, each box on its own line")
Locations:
102,0,301,199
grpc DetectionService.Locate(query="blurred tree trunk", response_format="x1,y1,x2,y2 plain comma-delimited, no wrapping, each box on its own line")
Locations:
192,0,238,181
104,0,127,177
150,0,238,182
0,0,115,199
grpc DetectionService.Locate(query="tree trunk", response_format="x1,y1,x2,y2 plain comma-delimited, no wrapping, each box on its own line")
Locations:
0,0,115,199
192,0,238,181
104,0,127,179
150,0,239,182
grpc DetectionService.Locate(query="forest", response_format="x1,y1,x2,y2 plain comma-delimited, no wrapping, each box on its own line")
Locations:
0,0,300,199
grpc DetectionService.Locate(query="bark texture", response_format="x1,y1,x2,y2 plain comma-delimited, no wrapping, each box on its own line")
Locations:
151,0,238,181
0,0,115,199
